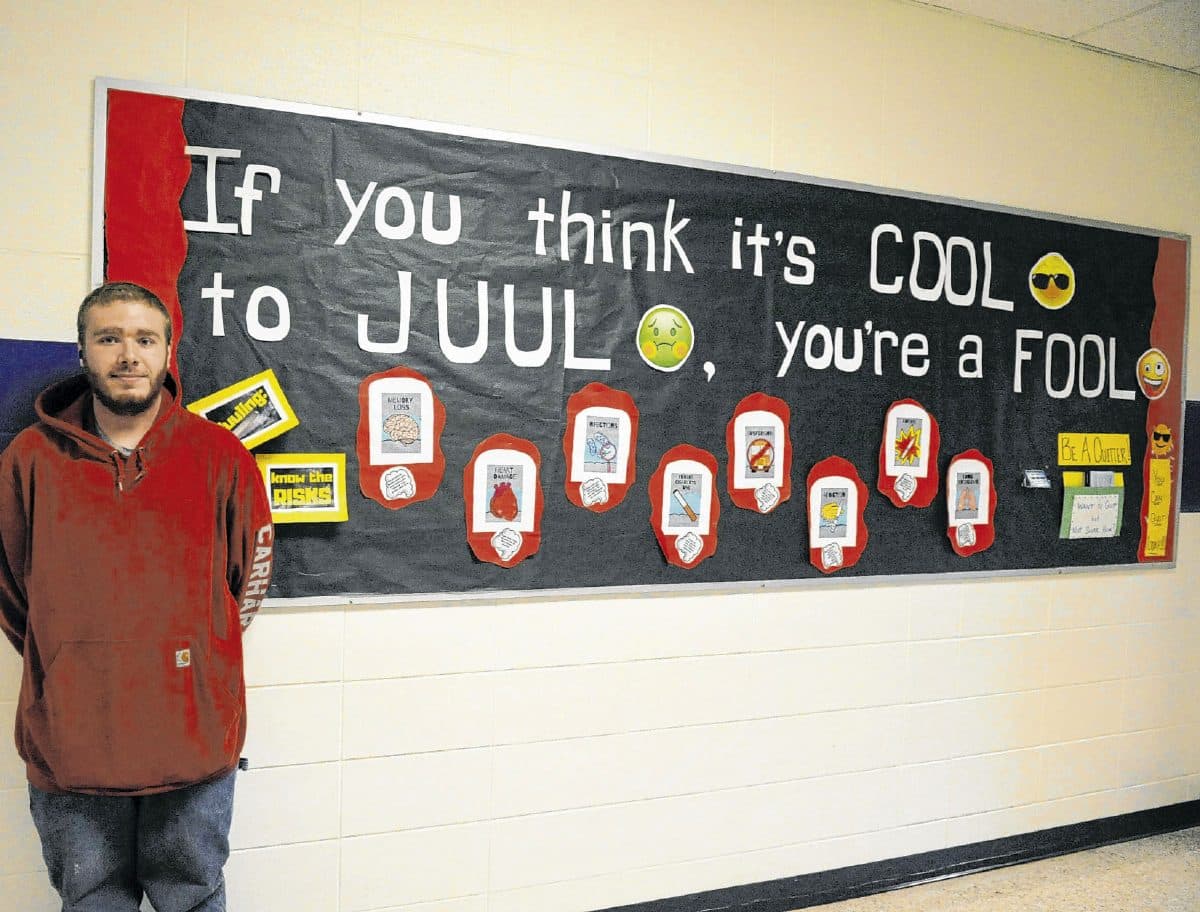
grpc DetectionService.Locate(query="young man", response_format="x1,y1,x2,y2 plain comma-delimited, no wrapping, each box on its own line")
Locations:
0,282,274,911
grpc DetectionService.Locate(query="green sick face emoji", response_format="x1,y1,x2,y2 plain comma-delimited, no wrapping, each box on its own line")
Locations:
636,305,694,372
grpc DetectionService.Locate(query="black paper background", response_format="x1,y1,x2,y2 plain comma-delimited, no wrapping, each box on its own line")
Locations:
173,100,1163,599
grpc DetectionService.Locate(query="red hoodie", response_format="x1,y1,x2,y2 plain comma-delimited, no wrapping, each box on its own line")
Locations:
0,373,274,795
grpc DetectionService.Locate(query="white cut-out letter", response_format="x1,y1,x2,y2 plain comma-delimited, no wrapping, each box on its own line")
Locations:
504,285,553,368
202,272,235,337
358,271,412,354
334,179,378,246
421,191,462,246
246,286,290,342
870,224,903,294
662,198,693,274
438,279,488,363
564,290,611,371
184,146,241,234
374,186,416,240
958,334,984,379
775,320,805,378
234,164,282,235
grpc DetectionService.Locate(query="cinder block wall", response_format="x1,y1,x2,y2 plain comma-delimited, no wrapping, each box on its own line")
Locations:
1,2,1197,910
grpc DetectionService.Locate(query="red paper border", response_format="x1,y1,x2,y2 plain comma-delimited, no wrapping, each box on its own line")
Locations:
807,456,869,574
562,382,639,512
463,434,544,568
877,398,940,509
947,449,997,557
725,392,792,513
104,90,189,377
648,444,720,569
1138,237,1186,561
356,367,447,509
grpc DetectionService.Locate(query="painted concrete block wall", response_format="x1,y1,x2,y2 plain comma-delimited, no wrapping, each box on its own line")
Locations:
1,1,1197,910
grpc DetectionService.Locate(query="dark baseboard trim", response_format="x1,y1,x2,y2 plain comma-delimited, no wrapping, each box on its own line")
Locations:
596,799,1200,912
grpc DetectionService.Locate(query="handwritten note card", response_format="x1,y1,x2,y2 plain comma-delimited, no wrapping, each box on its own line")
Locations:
1059,486,1123,539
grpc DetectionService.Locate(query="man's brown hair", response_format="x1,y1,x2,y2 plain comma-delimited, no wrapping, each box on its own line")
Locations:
76,282,173,347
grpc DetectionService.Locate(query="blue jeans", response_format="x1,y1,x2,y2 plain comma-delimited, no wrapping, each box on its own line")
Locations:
28,770,236,912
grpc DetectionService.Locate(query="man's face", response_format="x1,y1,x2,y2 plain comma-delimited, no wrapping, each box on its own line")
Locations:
80,299,171,417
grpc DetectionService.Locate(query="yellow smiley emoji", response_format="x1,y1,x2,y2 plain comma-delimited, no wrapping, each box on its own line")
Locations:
1136,348,1170,399
1150,423,1173,457
1029,252,1075,310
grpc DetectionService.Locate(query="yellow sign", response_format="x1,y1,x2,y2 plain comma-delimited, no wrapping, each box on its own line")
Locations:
1144,458,1172,557
257,453,349,524
1056,433,1131,466
188,368,299,450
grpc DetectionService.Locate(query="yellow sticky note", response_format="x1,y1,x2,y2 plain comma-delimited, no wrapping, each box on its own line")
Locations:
1144,459,1172,557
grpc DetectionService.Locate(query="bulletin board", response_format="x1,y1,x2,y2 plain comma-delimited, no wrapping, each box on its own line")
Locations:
93,79,1189,601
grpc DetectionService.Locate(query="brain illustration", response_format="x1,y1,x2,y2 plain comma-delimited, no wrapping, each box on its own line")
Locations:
384,413,420,445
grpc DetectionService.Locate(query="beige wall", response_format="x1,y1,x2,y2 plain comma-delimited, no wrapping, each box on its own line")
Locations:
1,1,1198,910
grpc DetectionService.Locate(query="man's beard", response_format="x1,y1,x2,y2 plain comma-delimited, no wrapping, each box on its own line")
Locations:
84,361,169,417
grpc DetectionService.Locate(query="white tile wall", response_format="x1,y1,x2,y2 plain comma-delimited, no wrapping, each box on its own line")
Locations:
244,609,345,686
0,652,19,703
1127,619,1200,675
1120,724,1200,786
905,691,1045,765
343,603,496,679
1042,626,1130,686
1119,674,1192,732
0,707,23,791
0,252,91,340
491,644,912,744
508,58,650,151
0,159,90,257
244,683,342,766
1042,680,1127,743
945,749,1045,817
1,3,1198,912
367,899,488,912
358,36,515,134
492,706,906,818
226,841,340,912
342,675,494,757
0,872,57,912
0,787,44,876
1035,789,1129,831
339,824,490,911
185,1,361,108
943,802,1042,847
229,763,341,849
1041,736,1129,800
490,766,907,890
341,750,492,835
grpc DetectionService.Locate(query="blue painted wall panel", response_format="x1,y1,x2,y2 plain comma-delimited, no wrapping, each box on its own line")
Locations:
0,338,79,451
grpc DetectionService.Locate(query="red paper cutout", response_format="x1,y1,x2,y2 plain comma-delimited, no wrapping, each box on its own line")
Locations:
1138,237,1186,561
562,383,639,513
463,434,544,568
356,367,446,509
725,393,791,514
877,398,940,508
946,449,996,557
104,90,190,377
807,456,869,574
648,445,720,569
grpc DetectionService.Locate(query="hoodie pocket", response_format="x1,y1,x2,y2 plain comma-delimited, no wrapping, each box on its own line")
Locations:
29,639,241,792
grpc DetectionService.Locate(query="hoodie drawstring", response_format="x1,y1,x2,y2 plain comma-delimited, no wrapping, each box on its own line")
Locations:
111,448,147,493
132,448,147,488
